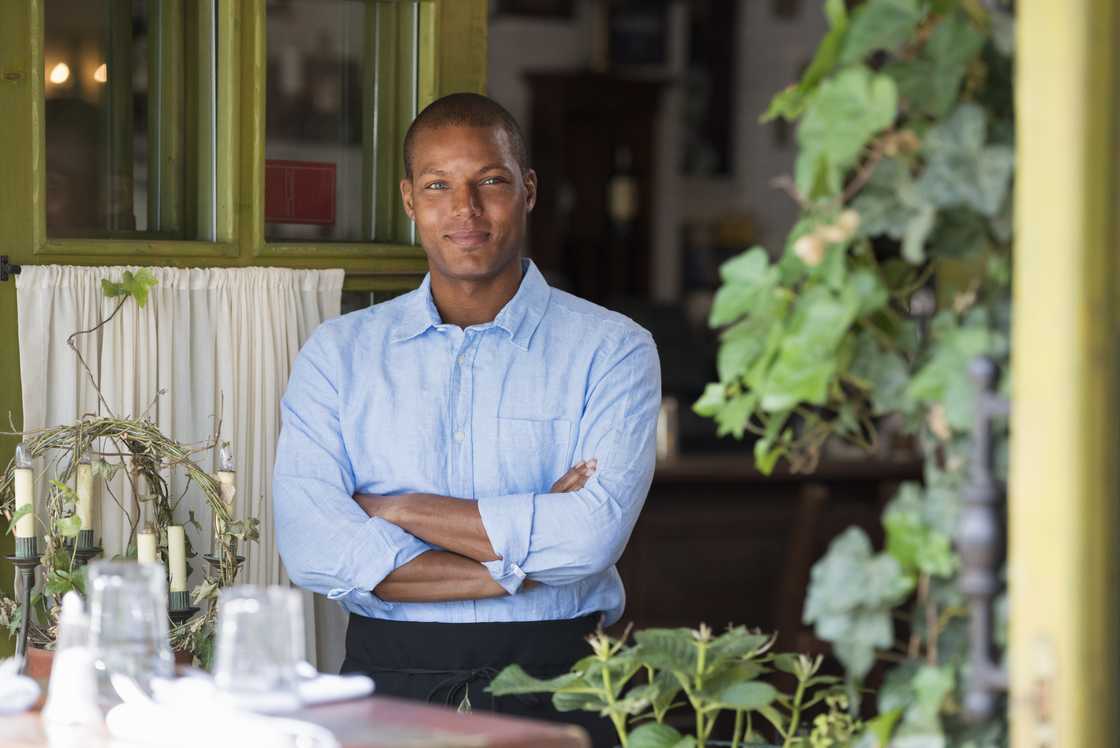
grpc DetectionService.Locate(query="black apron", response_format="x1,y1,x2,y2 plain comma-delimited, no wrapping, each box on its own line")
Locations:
340,613,617,747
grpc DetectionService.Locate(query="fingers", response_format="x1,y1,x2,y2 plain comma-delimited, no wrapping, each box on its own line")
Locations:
549,459,598,493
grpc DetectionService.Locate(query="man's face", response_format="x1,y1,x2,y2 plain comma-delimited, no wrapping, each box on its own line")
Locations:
400,124,537,283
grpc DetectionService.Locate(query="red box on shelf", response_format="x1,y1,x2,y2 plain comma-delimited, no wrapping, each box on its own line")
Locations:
265,159,337,226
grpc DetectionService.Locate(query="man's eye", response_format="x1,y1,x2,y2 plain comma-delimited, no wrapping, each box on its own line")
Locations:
481,177,506,186
426,181,448,190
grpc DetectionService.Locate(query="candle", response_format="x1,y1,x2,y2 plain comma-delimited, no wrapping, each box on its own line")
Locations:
13,443,35,541
137,530,158,564
167,525,187,593
76,452,93,531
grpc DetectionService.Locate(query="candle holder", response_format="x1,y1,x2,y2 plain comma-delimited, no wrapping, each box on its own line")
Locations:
73,543,103,568
5,551,40,673
168,602,200,628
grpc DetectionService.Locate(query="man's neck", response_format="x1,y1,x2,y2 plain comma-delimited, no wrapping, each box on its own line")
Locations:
429,260,524,329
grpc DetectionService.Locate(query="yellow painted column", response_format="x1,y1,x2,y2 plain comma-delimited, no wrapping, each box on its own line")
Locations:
1011,1,1119,746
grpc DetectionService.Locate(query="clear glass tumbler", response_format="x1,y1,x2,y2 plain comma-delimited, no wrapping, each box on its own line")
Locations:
212,585,305,712
86,561,174,707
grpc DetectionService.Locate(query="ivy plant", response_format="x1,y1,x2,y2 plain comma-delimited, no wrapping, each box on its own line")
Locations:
695,0,1012,745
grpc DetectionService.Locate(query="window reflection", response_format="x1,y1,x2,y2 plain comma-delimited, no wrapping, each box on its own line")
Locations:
265,0,367,243
44,0,214,239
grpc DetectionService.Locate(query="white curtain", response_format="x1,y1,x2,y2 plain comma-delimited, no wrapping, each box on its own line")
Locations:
16,265,349,670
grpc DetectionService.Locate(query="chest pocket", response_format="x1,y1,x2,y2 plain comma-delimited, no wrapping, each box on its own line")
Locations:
495,417,573,495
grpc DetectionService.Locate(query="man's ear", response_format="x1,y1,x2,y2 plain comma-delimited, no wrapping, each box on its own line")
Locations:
399,179,415,221
524,169,538,213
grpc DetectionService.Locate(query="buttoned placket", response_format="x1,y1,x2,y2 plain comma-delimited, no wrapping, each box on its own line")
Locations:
448,328,477,500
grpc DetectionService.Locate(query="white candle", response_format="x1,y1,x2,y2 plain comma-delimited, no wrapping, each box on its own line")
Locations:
137,530,158,565
76,458,93,531
13,443,34,539
167,525,187,593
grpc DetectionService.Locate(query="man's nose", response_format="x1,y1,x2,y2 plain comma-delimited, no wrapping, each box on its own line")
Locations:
452,184,481,217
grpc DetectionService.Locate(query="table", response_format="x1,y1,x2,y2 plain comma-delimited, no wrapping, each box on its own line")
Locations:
0,694,590,748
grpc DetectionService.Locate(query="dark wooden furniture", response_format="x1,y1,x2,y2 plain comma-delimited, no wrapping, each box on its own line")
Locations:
614,455,922,649
526,72,666,304
0,695,588,748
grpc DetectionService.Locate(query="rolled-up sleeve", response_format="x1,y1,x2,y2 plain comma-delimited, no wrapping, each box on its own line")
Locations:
477,331,660,591
274,328,432,608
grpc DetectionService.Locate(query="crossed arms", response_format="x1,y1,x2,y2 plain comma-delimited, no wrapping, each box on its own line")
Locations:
273,327,661,611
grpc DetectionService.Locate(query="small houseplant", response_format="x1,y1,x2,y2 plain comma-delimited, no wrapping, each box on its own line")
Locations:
490,623,899,748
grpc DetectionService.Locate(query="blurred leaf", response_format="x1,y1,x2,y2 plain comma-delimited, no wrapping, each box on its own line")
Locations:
916,104,1014,217
629,723,695,748
54,513,82,539
803,528,914,681
886,11,985,117
796,67,898,197
709,248,782,327
7,504,33,535
488,665,587,696
848,331,912,415
761,0,849,122
840,0,923,64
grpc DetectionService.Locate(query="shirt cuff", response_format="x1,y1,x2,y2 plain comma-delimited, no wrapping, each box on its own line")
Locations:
477,492,535,594
347,516,433,603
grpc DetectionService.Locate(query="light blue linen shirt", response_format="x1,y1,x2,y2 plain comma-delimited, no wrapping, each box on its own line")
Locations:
274,259,660,626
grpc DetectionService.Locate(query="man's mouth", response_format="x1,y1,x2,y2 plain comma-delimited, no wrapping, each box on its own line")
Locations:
445,230,490,247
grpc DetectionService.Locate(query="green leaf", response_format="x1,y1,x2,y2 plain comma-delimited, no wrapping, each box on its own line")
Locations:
902,205,937,264
101,278,127,299
7,504,34,535
692,383,727,418
487,664,587,696
629,723,695,748
915,104,1014,218
709,248,781,327
714,393,759,440
707,627,771,661
803,528,914,681
121,268,159,309
847,331,912,415
54,513,82,539
712,681,778,712
840,0,923,65
761,0,848,122
634,628,698,674
886,11,985,118
796,67,898,198
551,691,608,713
883,505,957,579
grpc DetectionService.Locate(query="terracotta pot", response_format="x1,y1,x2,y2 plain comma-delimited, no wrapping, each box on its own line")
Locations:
26,645,194,680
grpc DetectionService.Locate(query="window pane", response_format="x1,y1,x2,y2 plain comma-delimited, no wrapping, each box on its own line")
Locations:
44,0,217,239
265,0,368,243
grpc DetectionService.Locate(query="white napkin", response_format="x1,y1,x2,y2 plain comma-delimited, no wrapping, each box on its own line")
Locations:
0,657,41,715
298,672,374,705
108,674,341,748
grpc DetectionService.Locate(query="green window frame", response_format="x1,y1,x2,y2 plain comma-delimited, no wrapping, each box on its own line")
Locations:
0,0,486,651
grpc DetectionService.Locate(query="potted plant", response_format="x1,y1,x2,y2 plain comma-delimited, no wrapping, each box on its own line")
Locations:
490,623,898,748
0,270,260,670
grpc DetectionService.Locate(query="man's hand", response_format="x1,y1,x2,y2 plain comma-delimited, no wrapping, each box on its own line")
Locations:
354,459,598,522
549,459,597,493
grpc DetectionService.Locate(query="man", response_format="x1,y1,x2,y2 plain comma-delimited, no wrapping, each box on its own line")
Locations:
274,93,660,745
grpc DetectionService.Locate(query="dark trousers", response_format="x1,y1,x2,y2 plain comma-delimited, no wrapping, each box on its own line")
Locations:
341,613,617,747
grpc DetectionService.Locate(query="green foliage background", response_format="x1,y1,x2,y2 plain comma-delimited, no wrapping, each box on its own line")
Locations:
694,1,1013,745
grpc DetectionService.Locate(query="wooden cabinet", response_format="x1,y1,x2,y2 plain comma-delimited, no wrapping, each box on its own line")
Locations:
526,72,665,303
614,457,921,648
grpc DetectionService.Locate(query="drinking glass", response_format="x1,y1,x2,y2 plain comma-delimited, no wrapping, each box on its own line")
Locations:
213,585,305,712
86,561,174,706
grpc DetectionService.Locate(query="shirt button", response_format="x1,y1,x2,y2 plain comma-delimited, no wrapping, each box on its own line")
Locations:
453,431,465,443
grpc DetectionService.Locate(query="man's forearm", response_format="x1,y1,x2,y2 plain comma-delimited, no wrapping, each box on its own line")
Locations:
374,550,509,602
357,493,499,563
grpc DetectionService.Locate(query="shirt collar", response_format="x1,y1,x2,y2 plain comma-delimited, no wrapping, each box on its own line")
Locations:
391,259,550,351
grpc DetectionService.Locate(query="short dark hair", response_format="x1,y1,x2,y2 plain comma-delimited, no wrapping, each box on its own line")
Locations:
403,92,529,179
